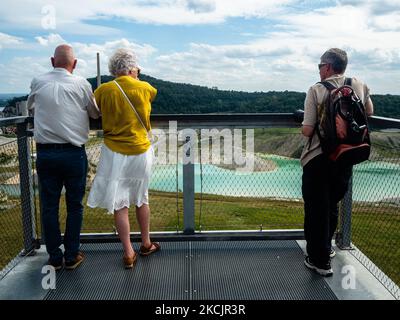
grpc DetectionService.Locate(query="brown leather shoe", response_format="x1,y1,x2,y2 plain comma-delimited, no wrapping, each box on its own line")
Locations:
123,252,137,269
65,251,84,270
139,242,161,256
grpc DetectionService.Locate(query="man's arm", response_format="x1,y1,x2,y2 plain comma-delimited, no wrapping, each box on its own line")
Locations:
86,94,101,119
83,81,100,119
363,82,374,116
365,97,374,117
302,125,314,137
27,78,36,114
302,87,317,137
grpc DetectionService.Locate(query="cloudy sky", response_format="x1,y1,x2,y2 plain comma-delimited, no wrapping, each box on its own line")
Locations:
0,0,399,94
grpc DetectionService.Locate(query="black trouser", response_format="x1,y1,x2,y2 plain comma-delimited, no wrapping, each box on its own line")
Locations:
302,154,352,267
36,143,88,263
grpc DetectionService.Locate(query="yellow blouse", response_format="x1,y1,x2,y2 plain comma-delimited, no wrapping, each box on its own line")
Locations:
94,76,157,155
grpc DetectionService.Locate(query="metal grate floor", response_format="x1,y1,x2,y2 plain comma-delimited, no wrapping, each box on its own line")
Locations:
45,240,337,300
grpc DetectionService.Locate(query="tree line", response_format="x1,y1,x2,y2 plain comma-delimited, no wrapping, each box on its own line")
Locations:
87,74,400,118
4,74,400,118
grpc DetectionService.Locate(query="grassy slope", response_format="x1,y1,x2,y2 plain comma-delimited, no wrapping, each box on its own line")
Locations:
1,193,398,285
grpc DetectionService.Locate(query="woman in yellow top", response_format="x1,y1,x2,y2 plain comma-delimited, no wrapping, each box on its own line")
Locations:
87,48,160,268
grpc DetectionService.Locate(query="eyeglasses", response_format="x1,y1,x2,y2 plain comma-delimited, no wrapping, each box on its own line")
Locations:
318,63,328,70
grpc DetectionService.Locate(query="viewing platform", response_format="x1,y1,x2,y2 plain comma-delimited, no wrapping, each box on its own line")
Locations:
0,113,399,300
0,240,397,300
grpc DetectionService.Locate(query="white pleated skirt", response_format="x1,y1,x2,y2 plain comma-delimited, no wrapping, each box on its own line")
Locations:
87,144,153,214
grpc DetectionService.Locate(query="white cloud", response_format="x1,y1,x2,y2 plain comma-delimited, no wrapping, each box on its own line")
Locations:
0,0,399,94
91,0,295,25
0,0,296,33
0,32,23,49
0,0,398,32
71,38,157,79
35,33,66,46
2,56,50,92
272,4,400,73
151,2,400,94
0,1,120,35
371,12,400,31
187,0,216,13
153,42,306,92
0,37,157,93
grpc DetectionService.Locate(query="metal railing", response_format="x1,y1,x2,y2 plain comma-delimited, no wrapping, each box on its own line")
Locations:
0,113,399,298
0,116,38,279
87,113,308,241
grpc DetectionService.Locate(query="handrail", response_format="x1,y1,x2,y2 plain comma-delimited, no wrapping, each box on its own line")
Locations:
150,113,302,129
368,115,400,130
89,113,302,129
89,112,400,130
0,116,33,126
2,113,400,130
293,110,400,130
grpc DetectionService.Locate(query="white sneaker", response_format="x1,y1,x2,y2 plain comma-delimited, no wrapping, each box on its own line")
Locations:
304,256,333,277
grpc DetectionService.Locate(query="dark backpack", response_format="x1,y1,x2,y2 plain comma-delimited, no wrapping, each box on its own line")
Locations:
313,78,371,167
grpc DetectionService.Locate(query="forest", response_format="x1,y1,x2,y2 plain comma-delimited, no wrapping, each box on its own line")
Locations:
4,74,400,118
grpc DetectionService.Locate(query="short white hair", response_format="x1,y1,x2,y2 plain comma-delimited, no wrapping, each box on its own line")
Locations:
108,48,139,76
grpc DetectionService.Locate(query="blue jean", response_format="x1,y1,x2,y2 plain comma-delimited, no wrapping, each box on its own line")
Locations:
36,145,88,263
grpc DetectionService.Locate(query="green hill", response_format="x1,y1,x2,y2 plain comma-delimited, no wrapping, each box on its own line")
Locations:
87,74,306,114
87,74,400,118
4,74,400,118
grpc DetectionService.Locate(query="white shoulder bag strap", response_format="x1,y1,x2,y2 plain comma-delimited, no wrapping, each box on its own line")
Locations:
113,80,154,143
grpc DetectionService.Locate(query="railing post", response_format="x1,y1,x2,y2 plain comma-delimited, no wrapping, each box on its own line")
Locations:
17,120,37,255
336,171,353,249
183,135,195,234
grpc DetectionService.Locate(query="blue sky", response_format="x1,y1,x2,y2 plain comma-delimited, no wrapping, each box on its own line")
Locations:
0,0,399,94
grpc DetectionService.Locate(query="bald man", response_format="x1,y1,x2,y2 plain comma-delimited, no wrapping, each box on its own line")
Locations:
28,44,100,271
51,44,77,72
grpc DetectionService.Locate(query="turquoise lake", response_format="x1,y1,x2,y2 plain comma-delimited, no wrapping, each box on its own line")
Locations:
0,156,398,203
150,155,400,202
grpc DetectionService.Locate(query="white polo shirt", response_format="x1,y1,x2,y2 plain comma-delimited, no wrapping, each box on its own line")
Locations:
27,68,100,146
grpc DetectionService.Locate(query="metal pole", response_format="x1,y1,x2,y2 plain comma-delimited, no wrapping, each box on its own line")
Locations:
336,171,353,250
96,52,101,89
17,120,36,255
183,135,195,234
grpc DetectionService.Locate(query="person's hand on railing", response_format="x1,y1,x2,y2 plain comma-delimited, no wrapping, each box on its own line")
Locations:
293,109,304,123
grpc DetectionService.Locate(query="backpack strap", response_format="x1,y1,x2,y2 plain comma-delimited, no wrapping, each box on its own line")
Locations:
319,78,352,89
307,81,336,150
319,81,336,91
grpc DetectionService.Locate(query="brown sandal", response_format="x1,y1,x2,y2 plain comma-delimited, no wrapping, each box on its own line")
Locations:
123,252,137,269
139,242,161,256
